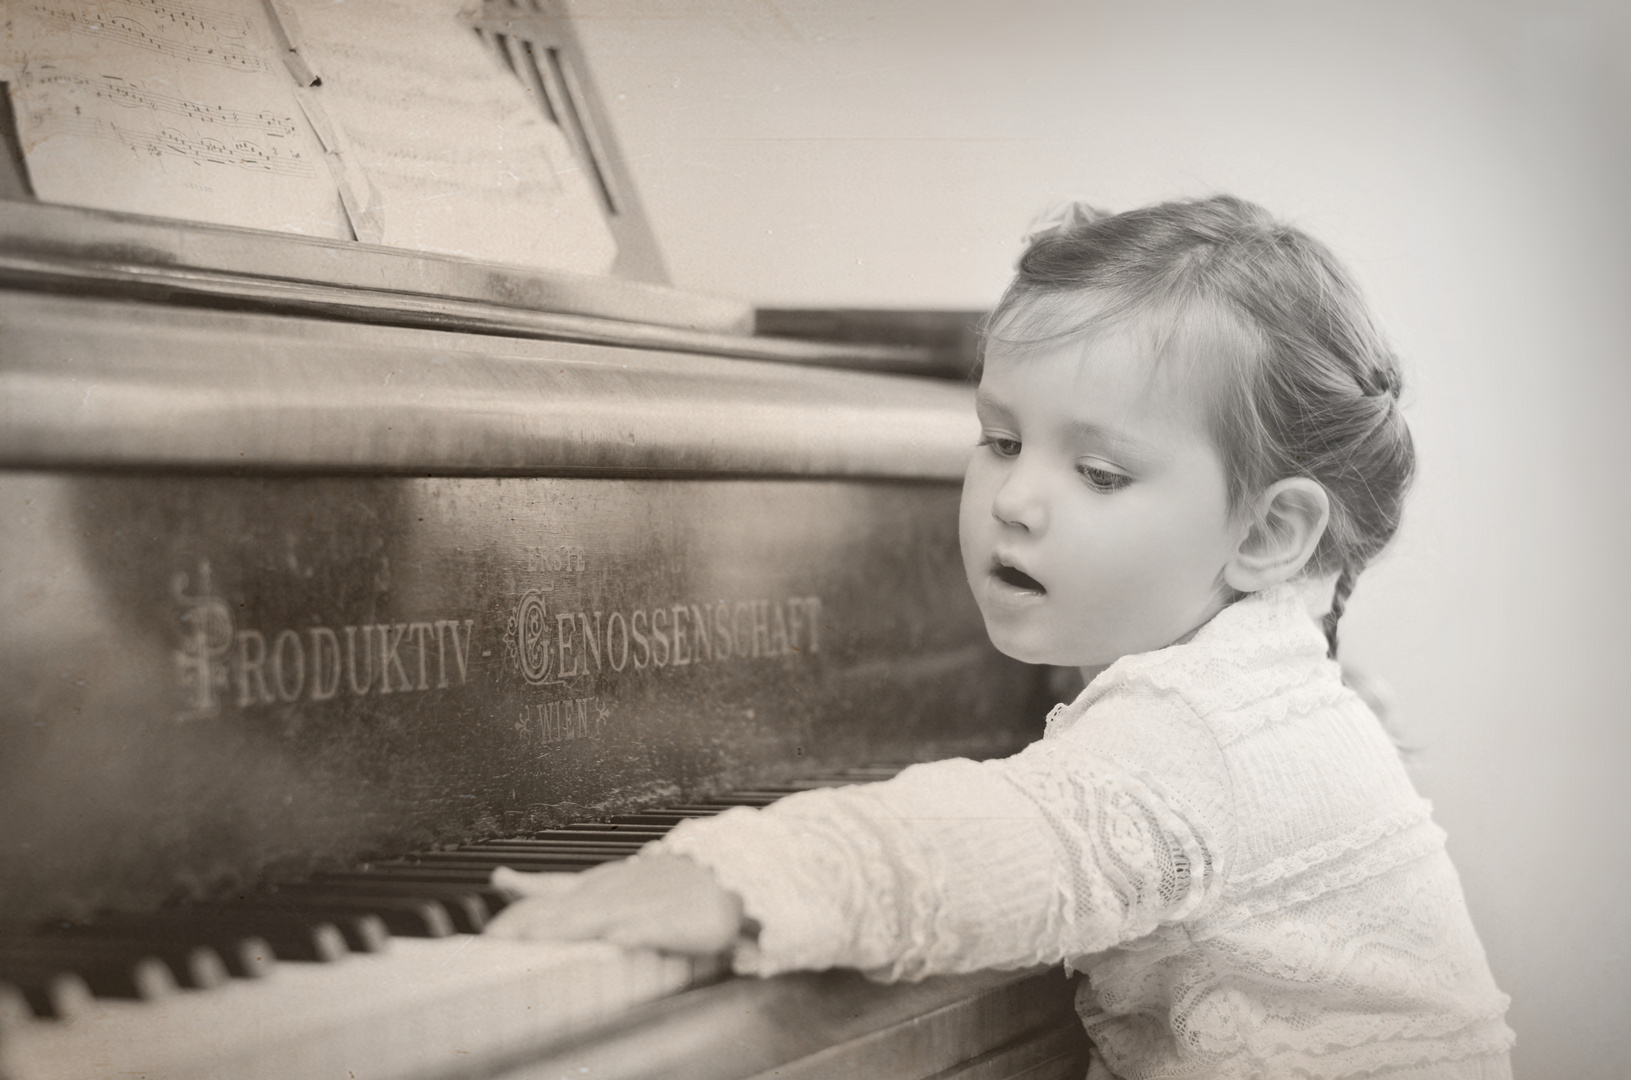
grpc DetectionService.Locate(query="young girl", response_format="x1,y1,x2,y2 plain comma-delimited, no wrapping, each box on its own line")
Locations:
486,196,1515,1079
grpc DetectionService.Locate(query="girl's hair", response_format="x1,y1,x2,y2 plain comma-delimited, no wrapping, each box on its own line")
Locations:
987,195,1414,657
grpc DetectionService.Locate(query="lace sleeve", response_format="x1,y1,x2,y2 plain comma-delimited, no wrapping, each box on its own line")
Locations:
657,693,1233,979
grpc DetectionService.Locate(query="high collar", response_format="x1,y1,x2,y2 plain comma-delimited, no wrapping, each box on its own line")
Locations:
1045,584,1332,738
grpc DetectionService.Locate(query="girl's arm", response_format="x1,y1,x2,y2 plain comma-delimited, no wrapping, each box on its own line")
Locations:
487,691,1232,979
485,758,1062,973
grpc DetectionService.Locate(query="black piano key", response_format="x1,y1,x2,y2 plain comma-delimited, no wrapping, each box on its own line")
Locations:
460,851,644,864
428,892,489,933
166,933,274,980
458,840,646,856
547,832,673,841
392,851,620,870
468,836,654,848
0,979,33,1025
146,932,274,980
41,931,237,989
168,944,229,989
117,943,228,990
383,859,619,881
365,864,604,890
303,874,511,919
407,847,617,862
515,832,668,848
152,909,354,962
8,970,92,1020
0,933,153,965
221,935,276,978
47,917,276,980
0,950,175,1001
398,854,619,874
333,864,527,887
272,882,489,933
188,904,394,952
456,850,641,865
731,784,848,794
376,863,612,884
213,896,452,939
606,812,718,826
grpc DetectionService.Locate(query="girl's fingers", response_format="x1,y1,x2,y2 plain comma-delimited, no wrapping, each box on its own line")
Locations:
484,894,610,940
482,904,538,939
491,866,581,897
485,854,744,954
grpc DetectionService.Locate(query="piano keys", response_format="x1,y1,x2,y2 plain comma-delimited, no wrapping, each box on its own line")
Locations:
2,936,699,1080
0,773,1088,1080
2,941,1082,1080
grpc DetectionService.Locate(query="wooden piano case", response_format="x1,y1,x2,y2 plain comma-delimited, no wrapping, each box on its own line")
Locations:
0,206,1087,1077
0,4,1088,1076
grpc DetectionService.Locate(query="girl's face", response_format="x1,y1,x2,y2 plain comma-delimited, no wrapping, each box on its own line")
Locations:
959,325,1246,671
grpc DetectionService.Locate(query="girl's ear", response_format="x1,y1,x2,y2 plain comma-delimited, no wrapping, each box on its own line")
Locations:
1223,478,1331,593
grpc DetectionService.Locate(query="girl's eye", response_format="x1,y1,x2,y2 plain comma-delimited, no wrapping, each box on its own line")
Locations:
978,435,1021,458
1079,463,1131,492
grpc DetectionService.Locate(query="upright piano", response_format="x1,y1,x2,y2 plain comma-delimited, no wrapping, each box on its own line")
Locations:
0,5,1088,1078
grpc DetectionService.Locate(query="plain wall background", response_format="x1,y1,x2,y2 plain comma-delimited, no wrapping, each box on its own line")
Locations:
569,1,1630,1075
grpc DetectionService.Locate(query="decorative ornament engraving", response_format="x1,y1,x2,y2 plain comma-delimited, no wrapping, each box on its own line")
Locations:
172,560,235,721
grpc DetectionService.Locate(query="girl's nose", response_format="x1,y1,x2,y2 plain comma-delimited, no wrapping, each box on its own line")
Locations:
991,463,1047,532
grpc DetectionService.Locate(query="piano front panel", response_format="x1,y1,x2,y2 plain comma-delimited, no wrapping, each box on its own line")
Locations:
0,468,1043,922
0,287,1043,924
0,291,976,474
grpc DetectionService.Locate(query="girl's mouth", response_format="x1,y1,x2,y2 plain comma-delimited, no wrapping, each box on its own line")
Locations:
993,562,1045,594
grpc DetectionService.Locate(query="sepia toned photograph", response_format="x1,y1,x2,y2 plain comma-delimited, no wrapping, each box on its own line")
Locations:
0,1,1625,1078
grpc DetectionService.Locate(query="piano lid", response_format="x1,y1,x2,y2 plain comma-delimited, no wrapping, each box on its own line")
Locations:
0,199,974,375
0,290,976,476
0,198,751,335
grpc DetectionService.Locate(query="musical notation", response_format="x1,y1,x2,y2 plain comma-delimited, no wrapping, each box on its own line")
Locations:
30,0,267,73
28,106,319,176
112,0,252,37
286,0,618,272
4,0,351,237
32,72,301,137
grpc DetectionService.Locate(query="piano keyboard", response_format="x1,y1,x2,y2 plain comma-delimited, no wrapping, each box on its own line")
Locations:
0,937,697,1080
2,768,1082,1080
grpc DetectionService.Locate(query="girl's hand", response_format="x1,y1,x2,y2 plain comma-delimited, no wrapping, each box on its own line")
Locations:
483,853,747,955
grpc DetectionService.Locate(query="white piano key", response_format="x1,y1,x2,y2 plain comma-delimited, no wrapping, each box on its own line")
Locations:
0,936,696,1080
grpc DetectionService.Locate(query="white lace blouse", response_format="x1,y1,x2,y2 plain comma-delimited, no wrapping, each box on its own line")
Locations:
656,585,1515,1079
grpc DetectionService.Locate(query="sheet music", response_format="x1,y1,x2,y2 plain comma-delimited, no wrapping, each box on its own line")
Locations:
282,0,617,274
0,0,350,237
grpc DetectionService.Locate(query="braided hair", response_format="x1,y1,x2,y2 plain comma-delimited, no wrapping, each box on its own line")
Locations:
989,195,1414,657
